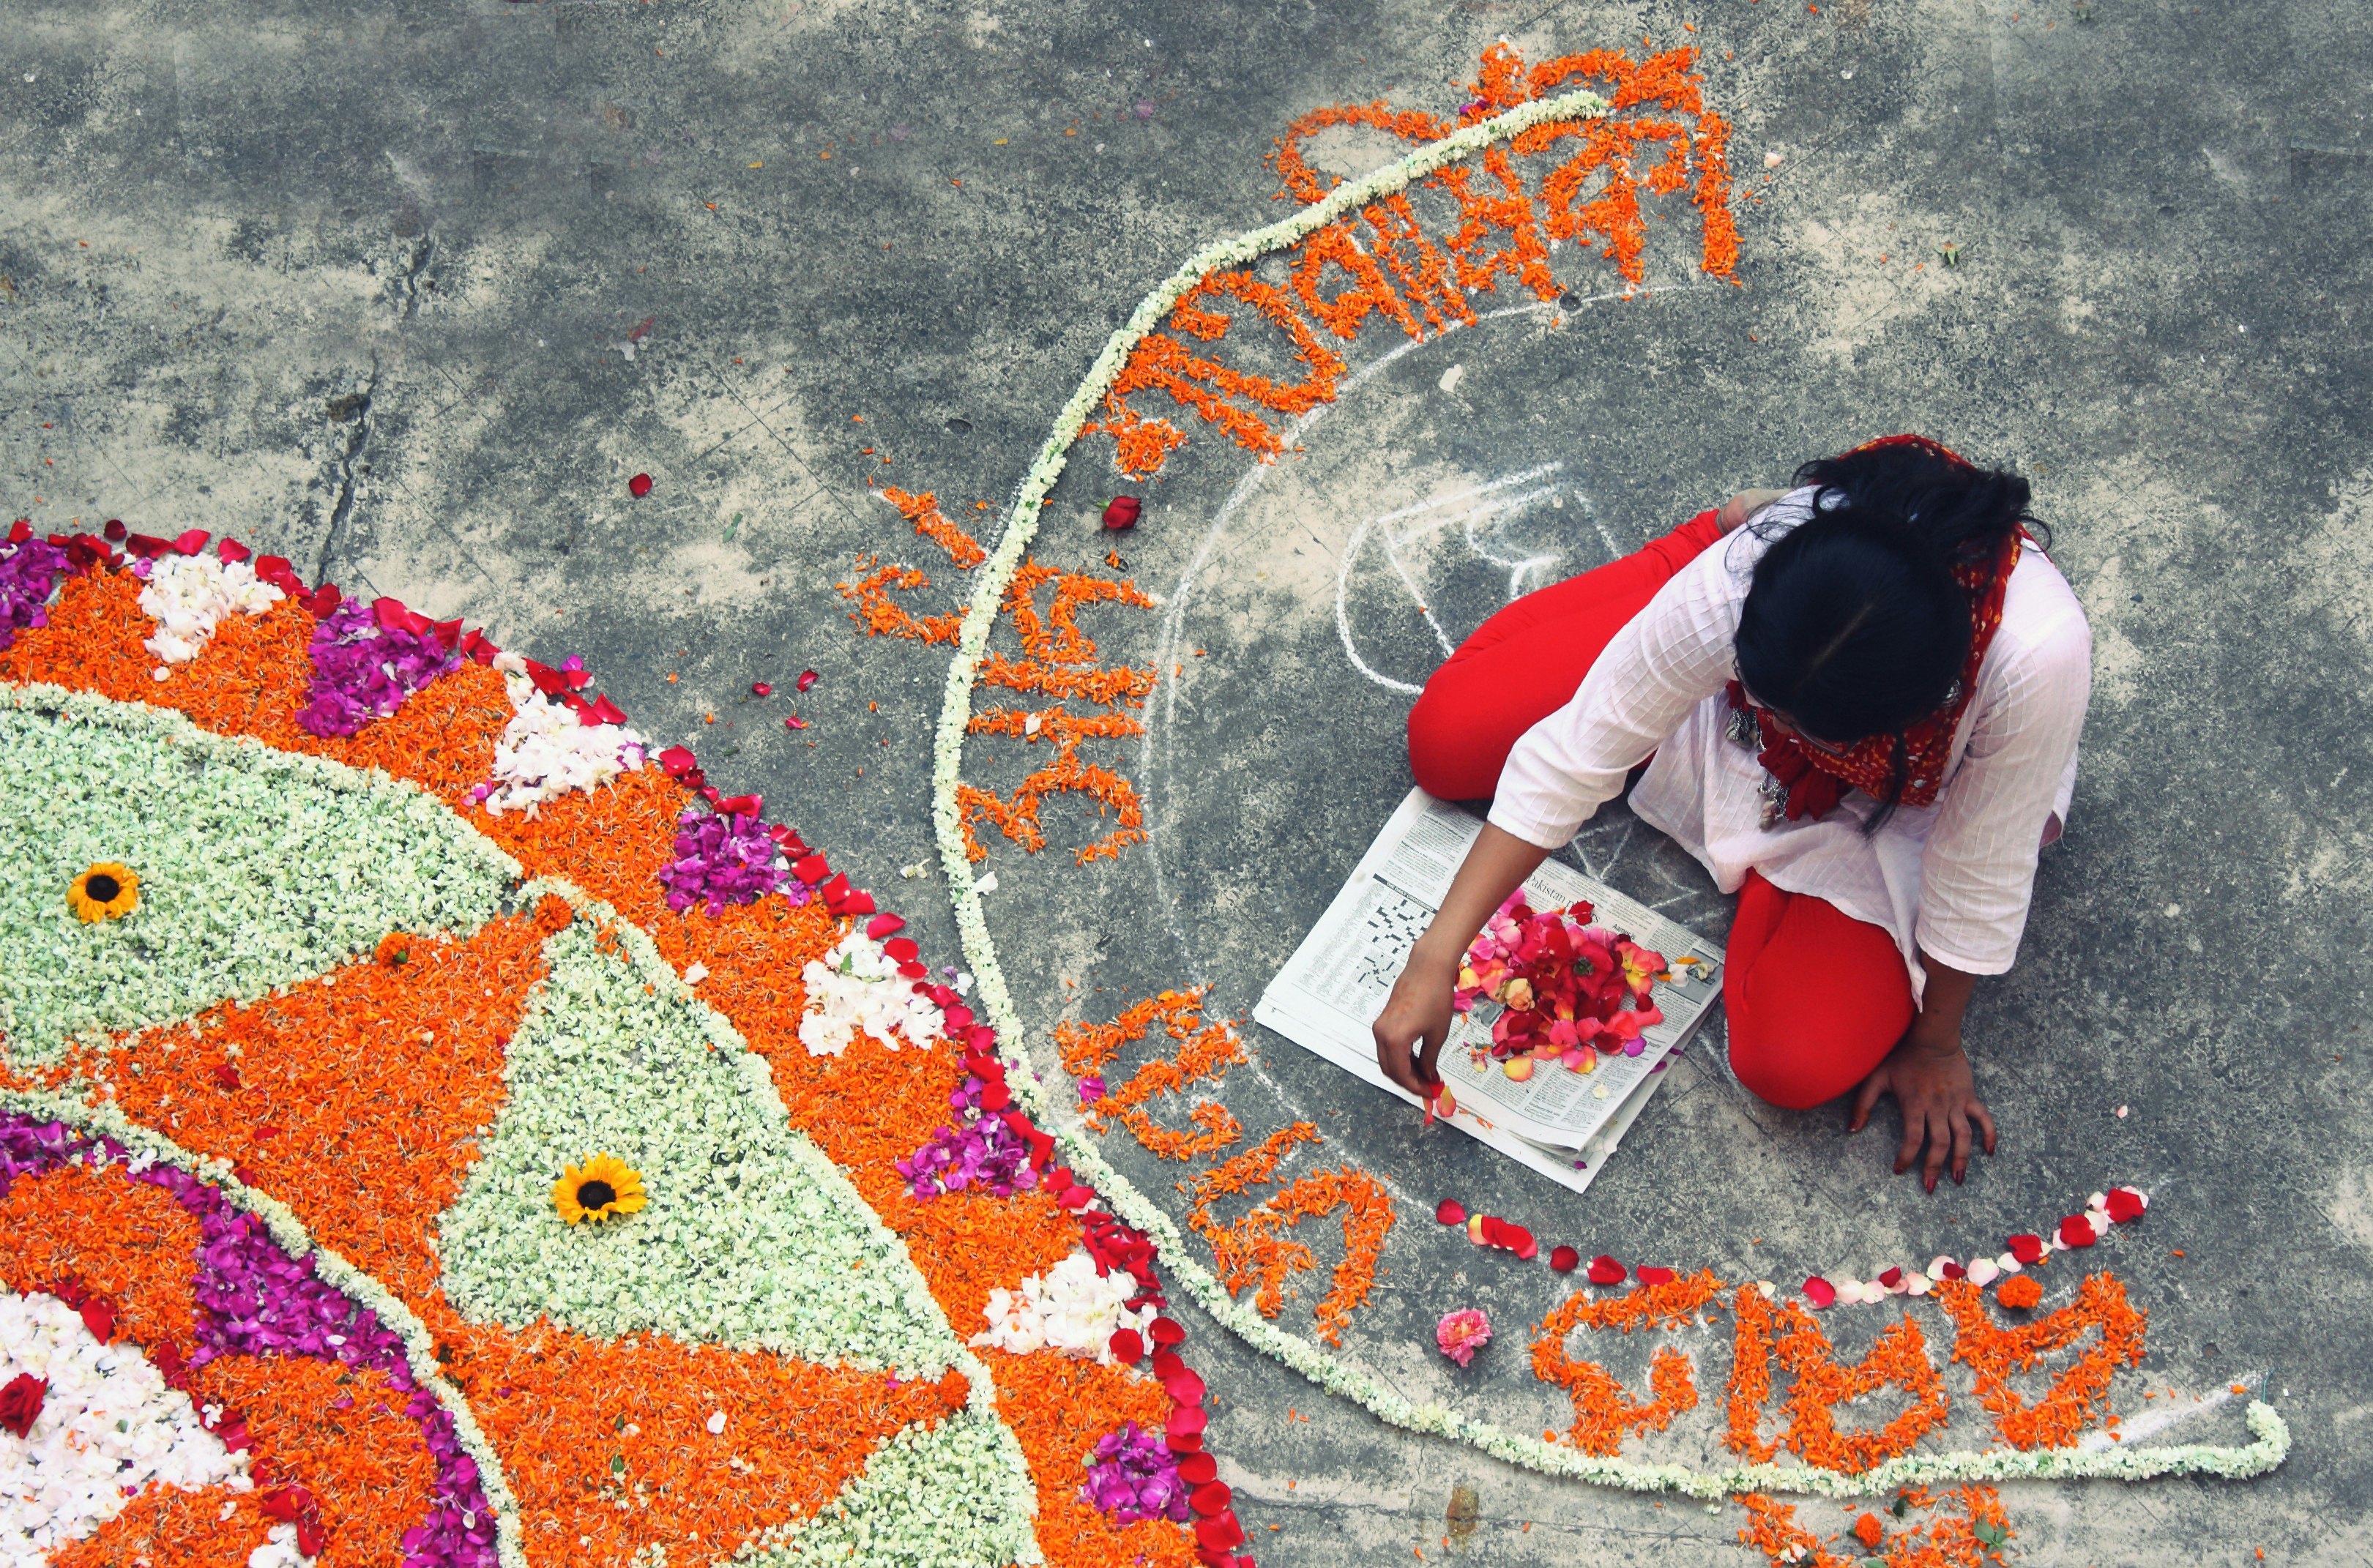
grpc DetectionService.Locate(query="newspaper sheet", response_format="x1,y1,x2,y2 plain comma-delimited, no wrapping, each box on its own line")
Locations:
1253,788,1724,1196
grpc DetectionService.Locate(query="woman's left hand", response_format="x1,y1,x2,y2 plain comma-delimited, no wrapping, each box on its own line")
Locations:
1848,1028,1997,1191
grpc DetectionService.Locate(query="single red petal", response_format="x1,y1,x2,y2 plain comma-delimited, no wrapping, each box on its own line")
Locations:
628,473,655,497
797,668,821,692
1176,1450,1218,1485
1108,1328,1144,1364
1055,1187,1093,1211
1163,1369,1207,1405
216,538,253,564
1102,496,1142,531
882,936,921,962
750,682,773,697
1586,1255,1626,1286
838,889,878,916
1941,1261,1967,1280
784,715,809,731
943,1004,976,1030
99,519,125,542
867,914,907,940
1877,1266,1904,1288
212,1064,242,1091
715,794,762,815
1435,1198,1467,1225
2007,1233,2046,1264
2106,1187,2146,1224
1549,1245,1580,1273
1164,1401,1205,1438
794,854,830,884
1635,1265,1675,1286
1149,1317,1187,1348
170,528,210,555
1189,1481,1233,1516
1195,1516,1243,1553
978,1082,1011,1112
2058,1214,2098,1248
1802,1276,1838,1309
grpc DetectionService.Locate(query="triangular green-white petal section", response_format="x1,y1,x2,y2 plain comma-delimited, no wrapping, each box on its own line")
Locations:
737,1409,1040,1568
0,684,515,1066
436,915,967,1376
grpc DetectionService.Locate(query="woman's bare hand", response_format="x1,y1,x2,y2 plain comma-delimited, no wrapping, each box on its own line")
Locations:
1848,1029,1997,1192
1373,938,1461,1100
1718,489,1789,532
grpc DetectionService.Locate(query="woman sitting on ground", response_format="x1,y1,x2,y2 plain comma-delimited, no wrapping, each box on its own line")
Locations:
1371,436,2093,1190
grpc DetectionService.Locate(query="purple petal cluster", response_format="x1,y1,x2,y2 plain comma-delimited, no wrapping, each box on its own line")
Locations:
656,805,788,915
0,535,72,651
1081,1421,1191,1525
0,1115,498,1568
295,601,463,738
898,1072,1039,1198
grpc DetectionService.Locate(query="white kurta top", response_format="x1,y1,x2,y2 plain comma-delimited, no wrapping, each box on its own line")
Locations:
1486,489,2093,1001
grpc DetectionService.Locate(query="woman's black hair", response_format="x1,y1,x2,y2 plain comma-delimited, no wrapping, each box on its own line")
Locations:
1734,437,2044,828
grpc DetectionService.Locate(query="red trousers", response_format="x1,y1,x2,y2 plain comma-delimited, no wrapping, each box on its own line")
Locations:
1406,513,1914,1110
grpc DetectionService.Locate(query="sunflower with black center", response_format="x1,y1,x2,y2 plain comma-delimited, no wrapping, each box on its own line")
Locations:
554,1154,647,1224
67,863,140,924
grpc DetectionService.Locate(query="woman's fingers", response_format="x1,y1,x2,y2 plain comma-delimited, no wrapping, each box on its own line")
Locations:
1893,1104,1926,1176
1942,1109,1971,1188
1416,1026,1446,1089
1847,1068,1888,1133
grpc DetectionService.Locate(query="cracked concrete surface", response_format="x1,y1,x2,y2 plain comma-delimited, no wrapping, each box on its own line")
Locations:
4,1,2372,1563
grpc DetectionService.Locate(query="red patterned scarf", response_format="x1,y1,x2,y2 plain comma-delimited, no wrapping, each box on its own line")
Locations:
1724,438,2021,826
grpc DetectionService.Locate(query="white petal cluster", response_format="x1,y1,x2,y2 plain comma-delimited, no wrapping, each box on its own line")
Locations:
799,930,945,1057
247,1522,313,1568
0,1291,248,1563
137,556,283,665
477,670,647,817
970,1249,1153,1364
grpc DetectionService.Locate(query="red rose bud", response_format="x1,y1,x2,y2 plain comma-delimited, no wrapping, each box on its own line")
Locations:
1434,1199,1466,1225
2058,1214,2098,1248
1801,1276,1838,1309
2006,1233,2046,1265
1549,1245,1580,1273
1586,1255,1627,1286
1108,1327,1144,1364
750,682,772,696
1636,1265,1675,1287
1102,496,1142,531
0,1373,45,1438
628,472,655,497
797,668,821,692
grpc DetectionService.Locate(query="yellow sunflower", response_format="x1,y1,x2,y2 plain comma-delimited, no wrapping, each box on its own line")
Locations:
553,1154,647,1224
67,863,140,923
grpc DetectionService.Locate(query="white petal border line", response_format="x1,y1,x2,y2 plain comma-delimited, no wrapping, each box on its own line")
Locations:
926,90,2295,1497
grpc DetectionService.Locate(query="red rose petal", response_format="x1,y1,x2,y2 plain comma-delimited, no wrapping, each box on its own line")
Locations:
784,715,809,730
1108,1328,1144,1364
1189,1482,1233,1516
1435,1199,1467,1225
797,668,821,692
1055,1187,1094,1211
882,936,921,962
2058,1214,2098,1248
943,1005,975,1030
1149,1317,1187,1347
1549,1245,1580,1273
1167,1428,1204,1454
216,538,252,564
750,682,773,696
1940,1261,1967,1280
212,1064,242,1091
100,519,125,542
1102,496,1142,531
838,889,877,916
867,914,907,940
1636,1265,1676,1286
628,473,654,498
658,745,700,778
1176,1451,1218,1485
2007,1233,2046,1265
1586,1255,1626,1286
792,854,829,884
170,528,209,555
715,794,762,816
1165,1401,1205,1437
978,1082,1011,1112
1802,1276,1838,1309
1149,1348,1182,1380
1195,1515,1245,1553
2106,1187,2146,1224
1163,1369,1207,1405
1877,1266,1904,1289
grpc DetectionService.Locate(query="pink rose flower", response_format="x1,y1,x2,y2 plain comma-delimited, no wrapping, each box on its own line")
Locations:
1436,1307,1493,1368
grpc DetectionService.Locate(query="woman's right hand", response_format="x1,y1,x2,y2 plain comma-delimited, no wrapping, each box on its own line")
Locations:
1374,937,1463,1100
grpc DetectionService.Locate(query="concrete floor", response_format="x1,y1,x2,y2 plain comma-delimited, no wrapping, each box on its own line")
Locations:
5,1,2372,1563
